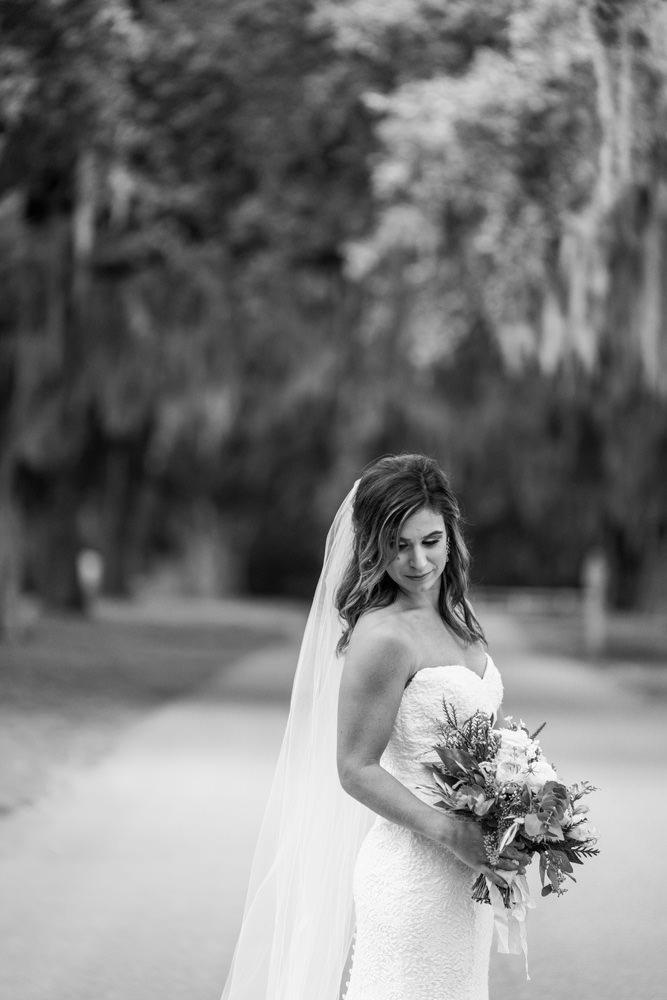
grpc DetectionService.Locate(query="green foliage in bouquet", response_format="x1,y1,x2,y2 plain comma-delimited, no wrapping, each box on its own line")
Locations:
426,705,600,908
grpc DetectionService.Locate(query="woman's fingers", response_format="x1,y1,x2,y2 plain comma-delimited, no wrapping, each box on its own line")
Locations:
498,844,531,875
484,867,507,889
495,857,523,871
500,844,527,862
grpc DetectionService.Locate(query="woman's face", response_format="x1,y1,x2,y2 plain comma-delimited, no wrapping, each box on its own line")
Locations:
384,507,448,599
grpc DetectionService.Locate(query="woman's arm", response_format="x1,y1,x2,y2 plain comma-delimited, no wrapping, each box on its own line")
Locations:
337,622,521,883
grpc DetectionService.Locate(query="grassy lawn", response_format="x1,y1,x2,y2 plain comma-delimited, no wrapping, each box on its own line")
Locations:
515,606,666,665
483,594,667,704
1,591,663,820
475,587,666,665
0,604,281,818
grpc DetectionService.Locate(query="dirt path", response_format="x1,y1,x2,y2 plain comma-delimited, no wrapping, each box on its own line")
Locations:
0,638,296,1000
483,610,667,999
0,601,665,1000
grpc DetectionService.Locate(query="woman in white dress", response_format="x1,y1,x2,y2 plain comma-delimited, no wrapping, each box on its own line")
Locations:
221,454,525,1000
336,454,525,1000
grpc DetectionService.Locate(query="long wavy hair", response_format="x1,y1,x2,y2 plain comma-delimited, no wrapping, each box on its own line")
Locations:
335,454,485,654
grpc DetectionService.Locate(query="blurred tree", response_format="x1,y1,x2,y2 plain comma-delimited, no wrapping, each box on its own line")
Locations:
325,0,667,606
1,0,665,626
0,0,378,621
0,0,145,623
136,0,380,592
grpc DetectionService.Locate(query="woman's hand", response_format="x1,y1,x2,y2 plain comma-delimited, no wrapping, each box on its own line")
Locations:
432,814,527,888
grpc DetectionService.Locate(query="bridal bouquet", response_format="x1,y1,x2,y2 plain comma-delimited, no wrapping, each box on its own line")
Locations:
424,705,599,970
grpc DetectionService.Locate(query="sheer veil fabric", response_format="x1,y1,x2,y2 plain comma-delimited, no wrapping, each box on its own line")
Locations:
221,482,373,1000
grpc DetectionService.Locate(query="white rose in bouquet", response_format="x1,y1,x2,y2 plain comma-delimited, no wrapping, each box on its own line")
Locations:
497,727,531,753
567,820,599,843
524,758,558,792
494,727,532,783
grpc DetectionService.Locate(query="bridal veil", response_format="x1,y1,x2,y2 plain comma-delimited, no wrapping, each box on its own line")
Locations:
221,481,373,1000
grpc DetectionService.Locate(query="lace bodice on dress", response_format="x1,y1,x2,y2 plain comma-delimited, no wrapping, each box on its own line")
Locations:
381,656,503,797
343,655,503,1000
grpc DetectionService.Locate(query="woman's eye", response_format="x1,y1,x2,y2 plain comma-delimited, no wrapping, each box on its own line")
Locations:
396,539,440,553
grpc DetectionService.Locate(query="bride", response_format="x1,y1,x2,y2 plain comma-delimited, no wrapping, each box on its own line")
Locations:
221,454,526,1000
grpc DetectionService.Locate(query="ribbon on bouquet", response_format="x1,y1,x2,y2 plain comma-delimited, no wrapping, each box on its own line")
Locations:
486,871,535,980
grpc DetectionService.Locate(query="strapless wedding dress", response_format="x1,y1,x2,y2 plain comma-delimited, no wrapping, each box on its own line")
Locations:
343,656,504,1000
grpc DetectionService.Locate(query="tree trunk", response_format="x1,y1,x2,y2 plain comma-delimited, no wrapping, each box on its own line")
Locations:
637,177,667,392
99,431,152,597
0,194,29,637
605,524,644,610
0,494,21,638
24,477,85,611
0,357,20,637
100,446,134,597
18,154,99,612
181,505,245,597
636,536,667,612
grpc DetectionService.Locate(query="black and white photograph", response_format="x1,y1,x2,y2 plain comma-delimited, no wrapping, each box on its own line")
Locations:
1,2,666,999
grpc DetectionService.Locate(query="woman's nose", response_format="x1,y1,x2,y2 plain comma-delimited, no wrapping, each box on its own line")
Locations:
409,546,427,569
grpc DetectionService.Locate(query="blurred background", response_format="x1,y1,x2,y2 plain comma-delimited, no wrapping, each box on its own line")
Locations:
1,2,666,999
1,0,666,621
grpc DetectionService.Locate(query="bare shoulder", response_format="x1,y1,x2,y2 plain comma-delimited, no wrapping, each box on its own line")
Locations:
345,608,416,687
349,605,413,656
